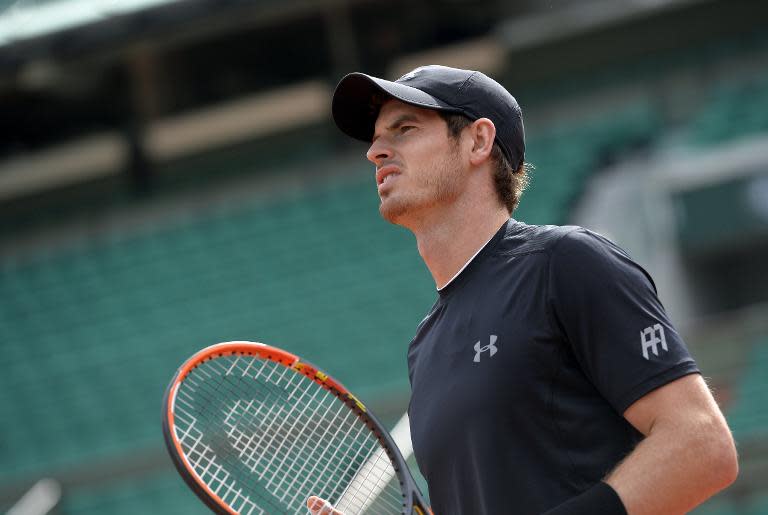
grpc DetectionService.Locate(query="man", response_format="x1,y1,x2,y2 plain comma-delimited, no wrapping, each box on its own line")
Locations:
311,65,738,514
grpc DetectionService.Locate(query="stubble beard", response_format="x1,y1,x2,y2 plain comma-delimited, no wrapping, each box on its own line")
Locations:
379,146,464,227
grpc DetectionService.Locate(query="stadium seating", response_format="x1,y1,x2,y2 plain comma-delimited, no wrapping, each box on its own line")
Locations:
517,101,658,224
726,337,768,441
4,49,768,512
0,174,436,488
59,471,207,515
686,336,768,514
688,70,768,146
0,100,659,500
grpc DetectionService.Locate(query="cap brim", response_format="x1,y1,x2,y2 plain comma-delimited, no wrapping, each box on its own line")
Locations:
332,72,459,143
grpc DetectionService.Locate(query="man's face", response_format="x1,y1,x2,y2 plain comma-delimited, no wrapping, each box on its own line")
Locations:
367,99,467,226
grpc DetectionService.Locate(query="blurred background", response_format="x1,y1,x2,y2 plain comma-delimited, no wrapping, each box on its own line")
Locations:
1,0,767,513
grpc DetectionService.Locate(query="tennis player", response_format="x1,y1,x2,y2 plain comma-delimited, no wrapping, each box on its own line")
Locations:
315,65,738,515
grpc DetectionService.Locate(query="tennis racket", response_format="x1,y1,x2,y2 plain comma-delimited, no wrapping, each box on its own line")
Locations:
162,341,431,515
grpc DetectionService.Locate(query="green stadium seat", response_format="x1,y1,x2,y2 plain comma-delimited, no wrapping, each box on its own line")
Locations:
0,173,438,484
691,496,739,515
60,471,209,515
726,338,768,441
0,95,709,513
687,70,768,146
746,493,768,515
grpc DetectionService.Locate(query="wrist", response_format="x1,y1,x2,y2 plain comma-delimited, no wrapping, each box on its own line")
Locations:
542,481,626,515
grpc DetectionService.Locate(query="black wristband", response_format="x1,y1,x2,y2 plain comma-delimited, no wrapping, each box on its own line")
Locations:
542,482,627,515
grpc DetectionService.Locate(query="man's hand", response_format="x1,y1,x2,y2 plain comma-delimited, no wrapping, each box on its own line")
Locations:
306,496,344,515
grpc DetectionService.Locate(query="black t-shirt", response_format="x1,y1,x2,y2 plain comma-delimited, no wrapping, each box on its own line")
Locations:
407,219,699,515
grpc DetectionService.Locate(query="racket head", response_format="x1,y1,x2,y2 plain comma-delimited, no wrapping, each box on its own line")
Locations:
162,341,430,514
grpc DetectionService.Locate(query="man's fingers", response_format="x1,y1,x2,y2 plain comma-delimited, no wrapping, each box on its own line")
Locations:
306,495,343,515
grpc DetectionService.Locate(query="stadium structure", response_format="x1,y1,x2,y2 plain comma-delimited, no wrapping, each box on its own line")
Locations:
1,0,767,513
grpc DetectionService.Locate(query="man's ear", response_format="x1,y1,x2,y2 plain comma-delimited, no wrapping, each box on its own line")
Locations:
467,118,496,166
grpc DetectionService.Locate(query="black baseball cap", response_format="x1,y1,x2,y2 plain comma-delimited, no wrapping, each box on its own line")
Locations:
332,65,525,168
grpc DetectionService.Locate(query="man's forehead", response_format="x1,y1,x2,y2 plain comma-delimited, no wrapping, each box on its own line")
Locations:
375,99,439,126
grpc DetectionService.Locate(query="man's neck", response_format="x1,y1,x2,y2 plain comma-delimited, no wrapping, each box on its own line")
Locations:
412,202,509,290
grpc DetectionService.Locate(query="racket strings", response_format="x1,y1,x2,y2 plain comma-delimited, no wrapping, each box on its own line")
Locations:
210,357,402,513
172,354,406,514
176,366,337,514
181,361,347,497
335,448,406,514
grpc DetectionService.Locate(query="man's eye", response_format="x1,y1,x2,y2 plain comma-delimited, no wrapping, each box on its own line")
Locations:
400,126,415,133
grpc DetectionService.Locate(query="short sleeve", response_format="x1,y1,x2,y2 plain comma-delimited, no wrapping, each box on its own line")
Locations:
547,228,699,414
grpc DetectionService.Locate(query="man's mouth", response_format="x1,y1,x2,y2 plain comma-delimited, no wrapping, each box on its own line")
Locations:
381,173,398,185
376,165,400,186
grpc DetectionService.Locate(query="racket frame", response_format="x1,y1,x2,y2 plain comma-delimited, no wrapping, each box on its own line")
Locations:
162,341,430,515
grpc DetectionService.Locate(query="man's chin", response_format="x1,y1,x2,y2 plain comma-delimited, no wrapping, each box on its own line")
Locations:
379,199,407,225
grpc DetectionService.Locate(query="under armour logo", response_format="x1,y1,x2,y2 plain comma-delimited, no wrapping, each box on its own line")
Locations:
640,324,668,360
474,335,498,363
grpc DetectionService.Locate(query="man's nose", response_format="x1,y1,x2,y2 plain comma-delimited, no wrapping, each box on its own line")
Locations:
366,138,393,166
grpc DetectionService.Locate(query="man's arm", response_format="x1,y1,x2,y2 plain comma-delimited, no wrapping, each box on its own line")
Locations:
605,373,738,514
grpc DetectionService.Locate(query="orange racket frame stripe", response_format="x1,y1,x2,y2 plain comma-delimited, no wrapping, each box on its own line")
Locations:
164,341,356,514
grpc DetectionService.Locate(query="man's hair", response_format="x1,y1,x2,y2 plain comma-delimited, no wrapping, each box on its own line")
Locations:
438,112,529,214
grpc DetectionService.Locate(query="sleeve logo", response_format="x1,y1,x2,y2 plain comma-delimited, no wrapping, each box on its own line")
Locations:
640,323,668,360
